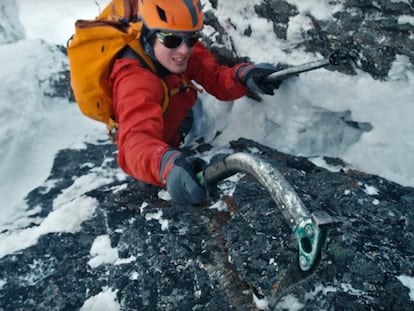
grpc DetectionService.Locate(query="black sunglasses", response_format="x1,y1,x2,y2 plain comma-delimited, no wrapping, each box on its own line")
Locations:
156,32,200,49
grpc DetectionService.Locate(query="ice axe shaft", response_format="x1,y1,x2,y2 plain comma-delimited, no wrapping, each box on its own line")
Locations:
265,58,330,83
265,50,353,84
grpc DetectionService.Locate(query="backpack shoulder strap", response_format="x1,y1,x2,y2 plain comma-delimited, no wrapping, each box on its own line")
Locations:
122,25,171,115
126,23,156,71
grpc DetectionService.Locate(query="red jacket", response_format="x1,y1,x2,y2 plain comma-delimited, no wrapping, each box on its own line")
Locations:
109,42,248,186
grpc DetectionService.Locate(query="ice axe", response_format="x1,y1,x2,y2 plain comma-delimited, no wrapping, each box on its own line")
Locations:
197,152,335,272
264,49,357,85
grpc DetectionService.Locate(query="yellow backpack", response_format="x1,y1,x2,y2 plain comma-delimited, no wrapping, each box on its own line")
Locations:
67,0,169,141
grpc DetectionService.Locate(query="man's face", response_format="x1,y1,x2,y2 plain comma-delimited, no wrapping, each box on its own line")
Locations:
153,32,199,73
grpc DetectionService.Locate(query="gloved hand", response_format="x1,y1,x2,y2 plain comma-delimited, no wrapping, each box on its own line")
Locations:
160,150,207,205
236,63,281,95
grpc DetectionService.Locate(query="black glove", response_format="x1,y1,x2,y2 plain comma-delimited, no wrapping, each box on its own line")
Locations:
236,63,281,95
160,151,207,205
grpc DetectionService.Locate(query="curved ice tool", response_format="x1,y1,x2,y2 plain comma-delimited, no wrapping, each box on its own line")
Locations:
198,152,334,272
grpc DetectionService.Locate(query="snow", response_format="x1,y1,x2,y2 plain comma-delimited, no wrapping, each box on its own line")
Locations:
391,0,411,5
253,293,269,310
88,234,137,268
0,196,97,259
80,286,121,311
145,209,170,231
88,235,119,268
276,294,305,311
399,15,414,25
15,0,109,45
0,38,105,232
0,0,413,308
363,184,379,196
398,275,414,301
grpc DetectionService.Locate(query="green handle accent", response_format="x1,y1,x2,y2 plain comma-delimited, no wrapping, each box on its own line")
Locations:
196,171,205,187
295,218,320,271
295,210,333,271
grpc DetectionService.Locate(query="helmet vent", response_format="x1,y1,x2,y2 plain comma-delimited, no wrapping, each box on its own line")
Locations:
156,6,167,22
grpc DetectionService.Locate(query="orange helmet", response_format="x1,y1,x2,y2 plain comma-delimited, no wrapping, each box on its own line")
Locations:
138,0,203,32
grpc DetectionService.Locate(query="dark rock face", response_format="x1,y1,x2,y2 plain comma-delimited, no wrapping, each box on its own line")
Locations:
205,0,414,80
1,139,413,310
228,139,414,309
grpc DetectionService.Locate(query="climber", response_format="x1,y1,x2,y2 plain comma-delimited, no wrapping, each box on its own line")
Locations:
109,0,280,205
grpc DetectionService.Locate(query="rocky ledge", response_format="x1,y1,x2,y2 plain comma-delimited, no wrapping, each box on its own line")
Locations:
1,138,413,310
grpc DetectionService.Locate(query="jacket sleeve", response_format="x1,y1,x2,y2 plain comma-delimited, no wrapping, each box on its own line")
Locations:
109,58,169,187
187,42,249,100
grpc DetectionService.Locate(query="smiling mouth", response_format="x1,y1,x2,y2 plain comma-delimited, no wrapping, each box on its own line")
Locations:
173,56,187,64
